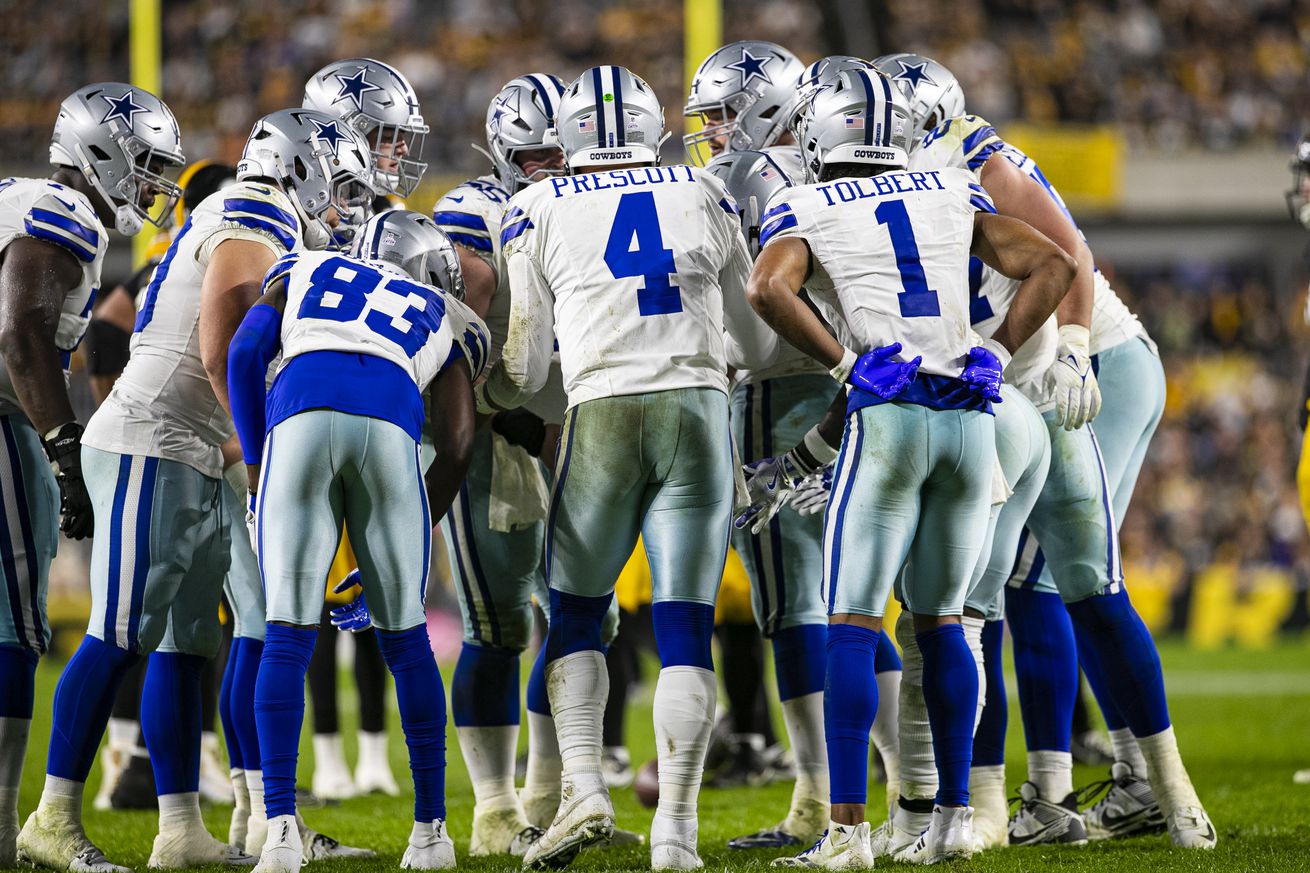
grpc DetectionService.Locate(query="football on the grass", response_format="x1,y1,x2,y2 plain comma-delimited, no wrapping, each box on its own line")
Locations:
634,759,659,807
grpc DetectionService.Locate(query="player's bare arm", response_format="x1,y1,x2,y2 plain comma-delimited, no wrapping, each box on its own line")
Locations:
0,236,83,432
980,153,1092,330
455,246,496,318
745,237,845,369
200,237,277,415
229,274,287,494
971,211,1077,355
425,361,476,519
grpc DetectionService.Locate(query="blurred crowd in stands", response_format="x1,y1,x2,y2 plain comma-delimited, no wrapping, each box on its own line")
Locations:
1,0,1306,174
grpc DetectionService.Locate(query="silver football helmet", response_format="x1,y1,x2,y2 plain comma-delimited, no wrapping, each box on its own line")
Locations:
705,148,802,254
237,108,377,251
481,74,567,192
554,66,665,169
352,209,464,301
683,40,805,164
49,83,186,236
796,69,912,183
790,56,876,130
303,58,428,197
871,53,966,144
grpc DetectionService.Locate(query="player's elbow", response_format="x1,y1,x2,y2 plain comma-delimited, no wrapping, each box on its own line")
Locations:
745,271,784,320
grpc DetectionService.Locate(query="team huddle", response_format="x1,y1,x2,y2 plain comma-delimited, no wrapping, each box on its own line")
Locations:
0,38,1215,873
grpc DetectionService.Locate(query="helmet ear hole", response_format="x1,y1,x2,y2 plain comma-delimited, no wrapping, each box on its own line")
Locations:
293,156,308,182
88,144,111,161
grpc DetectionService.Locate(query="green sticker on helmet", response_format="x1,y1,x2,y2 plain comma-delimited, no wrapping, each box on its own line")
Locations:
603,93,615,103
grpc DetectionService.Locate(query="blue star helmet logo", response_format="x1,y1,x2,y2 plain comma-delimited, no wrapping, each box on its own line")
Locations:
332,67,383,112
894,60,936,90
100,90,148,127
490,91,519,131
726,48,773,88
310,118,349,157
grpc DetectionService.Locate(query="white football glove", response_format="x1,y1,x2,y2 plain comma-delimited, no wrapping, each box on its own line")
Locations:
790,464,834,517
1045,324,1101,430
735,456,804,535
245,491,258,556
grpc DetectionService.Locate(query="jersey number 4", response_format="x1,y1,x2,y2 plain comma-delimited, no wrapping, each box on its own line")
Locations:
604,191,682,316
299,256,445,357
875,200,941,318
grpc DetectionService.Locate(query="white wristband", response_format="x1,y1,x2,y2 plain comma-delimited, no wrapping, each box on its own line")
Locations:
801,424,839,466
829,347,857,384
979,337,1012,372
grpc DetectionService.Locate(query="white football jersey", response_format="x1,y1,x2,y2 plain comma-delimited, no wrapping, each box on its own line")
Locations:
763,167,994,379
911,115,1149,357
483,165,774,410
83,181,302,478
0,177,107,417
268,250,489,390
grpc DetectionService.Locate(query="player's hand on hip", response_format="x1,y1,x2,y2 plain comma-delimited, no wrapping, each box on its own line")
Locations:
849,342,921,398
1046,324,1101,430
42,422,93,539
330,569,373,632
960,342,1006,404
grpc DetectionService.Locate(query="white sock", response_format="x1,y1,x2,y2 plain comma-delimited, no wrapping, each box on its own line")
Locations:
523,710,562,797
546,651,607,796
229,769,249,847
1110,727,1148,774
960,616,987,732
1137,726,1201,816
36,775,84,822
246,770,266,820
357,730,391,770
312,733,350,773
894,612,937,802
653,666,715,822
107,717,139,751
458,725,521,811
969,764,1007,841
1027,750,1073,801
157,791,205,835
650,812,697,851
871,669,901,790
780,691,828,807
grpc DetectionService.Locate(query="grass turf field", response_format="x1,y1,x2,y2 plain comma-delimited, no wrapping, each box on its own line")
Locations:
15,638,1310,873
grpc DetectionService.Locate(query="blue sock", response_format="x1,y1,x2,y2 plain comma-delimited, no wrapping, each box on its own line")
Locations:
526,644,551,716
47,636,139,782
874,629,902,674
1005,587,1076,753
452,643,520,727
824,624,880,805
254,624,316,818
141,652,205,795
0,645,38,719
544,589,612,663
376,625,447,822
1082,660,1128,731
972,620,1007,767
1066,587,1170,737
917,624,978,807
220,638,264,771
652,601,715,669
771,624,826,701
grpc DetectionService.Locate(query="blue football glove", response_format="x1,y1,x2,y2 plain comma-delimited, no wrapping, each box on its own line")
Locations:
849,343,921,399
329,569,372,633
961,344,1005,403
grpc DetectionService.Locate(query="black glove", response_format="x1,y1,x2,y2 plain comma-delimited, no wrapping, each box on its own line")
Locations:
42,421,93,540
491,408,547,457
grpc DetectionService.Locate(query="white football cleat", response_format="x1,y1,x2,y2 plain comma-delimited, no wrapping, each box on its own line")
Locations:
401,820,456,870
869,803,929,858
771,822,873,870
1166,807,1217,850
1007,782,1087,846
354,732,401,796
892,806,977,865
148,827,254,868
16,808,131,873
299,819,376,860
521,783,613,870
310,735,357,801
252,816,302,873
469,804,541,857
650,815,701,871
1081,763,1165,840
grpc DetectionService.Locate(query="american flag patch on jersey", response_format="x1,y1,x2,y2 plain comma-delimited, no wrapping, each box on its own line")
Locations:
578,117,596,133
844,116,865,130
759,163,780,182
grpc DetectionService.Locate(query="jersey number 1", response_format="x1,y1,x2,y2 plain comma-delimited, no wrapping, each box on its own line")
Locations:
604,191,682,316
874,199,941,318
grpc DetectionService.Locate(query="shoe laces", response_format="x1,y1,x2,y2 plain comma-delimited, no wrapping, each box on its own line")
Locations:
798,831,828,857
1075,777,1115,810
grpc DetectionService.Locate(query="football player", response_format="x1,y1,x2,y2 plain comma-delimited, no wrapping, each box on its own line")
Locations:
18,108,372,873
751,69,1073,867
0,83,181,870
879,52,1213,849
478,65,777,870
684,40,805,164
228,211,487,872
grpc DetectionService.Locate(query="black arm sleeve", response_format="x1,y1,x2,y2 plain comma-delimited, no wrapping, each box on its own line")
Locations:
82,319,132,376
